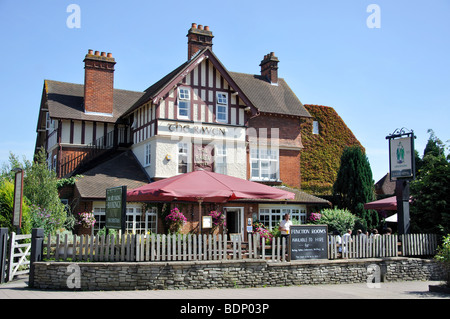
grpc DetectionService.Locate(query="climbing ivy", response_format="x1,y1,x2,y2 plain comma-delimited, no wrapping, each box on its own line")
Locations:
300,105,363,195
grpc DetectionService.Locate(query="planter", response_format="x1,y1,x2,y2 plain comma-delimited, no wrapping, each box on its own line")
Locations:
429,284,450,294
77,226,92,236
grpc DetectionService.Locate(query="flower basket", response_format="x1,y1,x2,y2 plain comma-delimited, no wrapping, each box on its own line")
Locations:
165,208,187,234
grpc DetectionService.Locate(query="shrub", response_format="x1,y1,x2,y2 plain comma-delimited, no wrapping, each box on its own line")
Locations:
309,208,360,235
0,180,31,233
435,234,450,287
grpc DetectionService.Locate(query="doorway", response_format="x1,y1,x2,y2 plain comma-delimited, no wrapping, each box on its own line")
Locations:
225,207,244,240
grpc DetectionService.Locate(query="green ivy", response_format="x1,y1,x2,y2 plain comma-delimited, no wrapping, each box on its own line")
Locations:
300,105,363,195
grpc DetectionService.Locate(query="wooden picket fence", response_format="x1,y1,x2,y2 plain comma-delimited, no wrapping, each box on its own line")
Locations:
43,233,288,263
328,233,438,259
42,232,438,263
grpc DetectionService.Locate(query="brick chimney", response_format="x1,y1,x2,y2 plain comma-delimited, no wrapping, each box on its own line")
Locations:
260,52,279,84
187,23,213,59
83,49,116,114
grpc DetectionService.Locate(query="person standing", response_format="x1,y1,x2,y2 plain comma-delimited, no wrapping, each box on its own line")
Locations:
279,213,293,243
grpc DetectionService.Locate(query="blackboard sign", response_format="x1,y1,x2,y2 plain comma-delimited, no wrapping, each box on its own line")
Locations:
105,186,127,231
289,225,328,260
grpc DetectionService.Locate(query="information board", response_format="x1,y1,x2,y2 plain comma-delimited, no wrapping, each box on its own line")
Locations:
289,225,328,260
105,186,127,231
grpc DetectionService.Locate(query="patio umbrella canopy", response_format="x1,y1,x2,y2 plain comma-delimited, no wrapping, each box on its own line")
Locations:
127,170,295,203
363,196,398,211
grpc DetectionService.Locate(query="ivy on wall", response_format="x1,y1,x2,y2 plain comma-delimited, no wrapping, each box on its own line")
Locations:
300,105,363,195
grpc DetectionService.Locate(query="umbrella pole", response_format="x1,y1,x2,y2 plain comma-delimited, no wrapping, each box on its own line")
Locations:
198,198,203,235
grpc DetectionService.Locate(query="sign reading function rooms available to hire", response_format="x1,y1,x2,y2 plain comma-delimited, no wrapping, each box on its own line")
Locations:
290,225,328,260
105,186,127,230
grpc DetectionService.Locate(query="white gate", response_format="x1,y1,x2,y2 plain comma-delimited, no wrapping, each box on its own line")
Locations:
7,232,32,281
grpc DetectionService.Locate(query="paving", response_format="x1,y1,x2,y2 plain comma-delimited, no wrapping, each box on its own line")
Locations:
0,276,449,300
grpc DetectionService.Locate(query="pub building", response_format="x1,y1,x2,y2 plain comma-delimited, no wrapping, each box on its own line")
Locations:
35,23,336,238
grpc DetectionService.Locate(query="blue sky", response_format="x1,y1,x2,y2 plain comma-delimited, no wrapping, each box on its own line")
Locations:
0,0,448,182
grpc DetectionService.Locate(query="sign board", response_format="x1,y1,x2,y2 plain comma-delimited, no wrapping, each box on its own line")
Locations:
289,225,328,260
202,216,212,229
12,169,24,229
105,186,127,231
388,136,414,180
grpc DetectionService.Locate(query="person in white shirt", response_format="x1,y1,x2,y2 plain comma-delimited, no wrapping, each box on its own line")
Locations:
279,213,293,242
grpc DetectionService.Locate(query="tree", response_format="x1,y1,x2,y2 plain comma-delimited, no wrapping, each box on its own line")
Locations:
0,180,31,233
333,146,379,231
410,131,450,236
1,149,67,234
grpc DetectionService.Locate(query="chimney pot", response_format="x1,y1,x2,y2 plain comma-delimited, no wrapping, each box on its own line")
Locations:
198,25,203,30
88,49,93,55
205,26,210,31
101,52,106,57
94,51,100,56
107,52,113,58
192,23,197,29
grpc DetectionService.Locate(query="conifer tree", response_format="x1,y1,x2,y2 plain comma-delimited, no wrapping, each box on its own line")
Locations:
333,146,378,231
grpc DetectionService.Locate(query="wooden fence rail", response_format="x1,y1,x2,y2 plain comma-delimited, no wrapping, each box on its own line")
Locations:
43,233,289,263
42,233,438,263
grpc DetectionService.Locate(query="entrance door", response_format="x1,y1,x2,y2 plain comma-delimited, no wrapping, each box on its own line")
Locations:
225,207,243,240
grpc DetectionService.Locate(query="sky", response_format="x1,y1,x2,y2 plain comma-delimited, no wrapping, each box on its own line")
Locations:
0,0,449,182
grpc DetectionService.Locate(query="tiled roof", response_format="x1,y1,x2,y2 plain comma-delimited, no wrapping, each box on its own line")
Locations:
229,72,311,118
45,80,144,123
74,151,150,199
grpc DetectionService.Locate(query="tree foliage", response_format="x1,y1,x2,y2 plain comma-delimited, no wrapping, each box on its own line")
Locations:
0,149,67,234
333,146,379,231
410,130,450,236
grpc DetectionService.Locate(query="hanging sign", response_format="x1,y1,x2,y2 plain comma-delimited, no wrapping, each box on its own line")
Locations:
387,130,415,180
105,186,127,231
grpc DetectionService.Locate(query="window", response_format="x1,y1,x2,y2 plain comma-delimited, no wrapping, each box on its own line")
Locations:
215,144,227,175
313,121,319,135
145,143,151,167
178,142,189,174
93,207,106,232
126,206,158,234
250,147,279,181
216,92,228,123
259,206,307,230
178,87,190,119
93,206,158,234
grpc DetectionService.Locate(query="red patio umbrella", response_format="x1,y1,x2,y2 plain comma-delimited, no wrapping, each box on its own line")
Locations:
127,170,295,203
363,196,398,211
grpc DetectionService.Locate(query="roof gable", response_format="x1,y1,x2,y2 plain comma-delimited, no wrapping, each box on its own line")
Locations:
124,48,258,117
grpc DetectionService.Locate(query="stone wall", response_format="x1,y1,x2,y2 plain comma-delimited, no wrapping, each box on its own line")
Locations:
32,257,445,291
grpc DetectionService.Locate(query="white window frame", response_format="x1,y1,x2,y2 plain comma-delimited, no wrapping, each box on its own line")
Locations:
214,144,227,175
93,207,106,232
258,206,307,230
177,142,190,174
177,87,191,119
250,147,279,181
144,142,151,167
126,206,158,235
216,92,228,123
313,120,319,135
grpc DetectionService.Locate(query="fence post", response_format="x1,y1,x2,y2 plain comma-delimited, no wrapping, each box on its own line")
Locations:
29,228,44,288
0,228,8,284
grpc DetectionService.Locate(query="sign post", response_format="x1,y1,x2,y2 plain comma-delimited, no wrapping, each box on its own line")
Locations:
11,168,24,233
105,186,127,233
386,128,416,235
